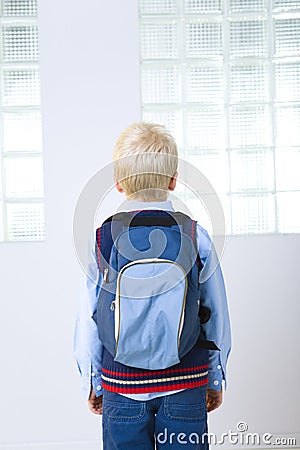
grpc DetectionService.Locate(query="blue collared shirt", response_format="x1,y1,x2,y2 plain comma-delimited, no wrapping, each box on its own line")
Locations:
73,200,231,399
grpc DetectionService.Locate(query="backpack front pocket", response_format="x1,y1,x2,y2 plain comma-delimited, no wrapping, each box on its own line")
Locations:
114,258,188,370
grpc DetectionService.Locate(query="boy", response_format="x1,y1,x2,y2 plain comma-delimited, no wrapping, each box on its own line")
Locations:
74,122,231,449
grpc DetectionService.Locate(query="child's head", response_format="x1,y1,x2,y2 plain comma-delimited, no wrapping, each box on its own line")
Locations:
113,122,178,202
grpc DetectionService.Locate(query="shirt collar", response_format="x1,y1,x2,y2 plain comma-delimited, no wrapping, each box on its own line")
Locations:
118,199,175,212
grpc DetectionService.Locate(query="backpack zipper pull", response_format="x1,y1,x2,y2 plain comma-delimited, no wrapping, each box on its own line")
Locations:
103,268,109,283
110,300,116,311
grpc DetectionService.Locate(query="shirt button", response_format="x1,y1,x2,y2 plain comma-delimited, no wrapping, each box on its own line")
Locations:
213,380,219,386
96,385,101,391
91,372,96,377
217,365,221,370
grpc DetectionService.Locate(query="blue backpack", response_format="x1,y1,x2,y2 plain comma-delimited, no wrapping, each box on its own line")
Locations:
94,210,216,371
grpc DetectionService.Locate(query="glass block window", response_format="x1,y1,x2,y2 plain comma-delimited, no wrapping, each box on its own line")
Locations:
0,0,44,242
139,0,300,235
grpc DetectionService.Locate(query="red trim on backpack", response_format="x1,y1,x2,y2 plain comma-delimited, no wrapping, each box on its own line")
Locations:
191,219,196,243
96,227,102,271
191,219,202,269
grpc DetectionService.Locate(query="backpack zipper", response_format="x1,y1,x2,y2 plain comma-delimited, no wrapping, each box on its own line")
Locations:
114,258,188,356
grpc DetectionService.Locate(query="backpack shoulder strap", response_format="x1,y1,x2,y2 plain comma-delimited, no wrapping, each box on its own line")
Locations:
95,212,129,271
173,212,202,270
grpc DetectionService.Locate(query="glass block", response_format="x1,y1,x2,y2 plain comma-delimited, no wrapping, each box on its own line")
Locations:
230,63,269,103
139,0,177,15
142,109,183,147
275,62,300,102
276,148,300,191
172,190,230,235
186,108,225,149
230,106,271,148
230,150,274,192
273,0,300,10
186,196,213,235
6,202,45,241
184,0,222,14
186,64,223,103
277,192,300,233
2,25,39,62
142,65,181,103
140,21,178,59
229,0,267,12
185,20,222,58
191,193,231,235
229,19,267,58
188,151,229,193
275,106,300,147
274,18,300,57
3,70,40,106
231,194,275,234
4,157,44,198
3,112,42,152
2,0,37,16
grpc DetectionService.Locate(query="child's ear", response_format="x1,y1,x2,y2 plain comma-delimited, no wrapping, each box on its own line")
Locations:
168,172,178,191
115,180,124,193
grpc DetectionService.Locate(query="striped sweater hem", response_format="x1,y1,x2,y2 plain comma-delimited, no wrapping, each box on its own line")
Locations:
101,347,209,394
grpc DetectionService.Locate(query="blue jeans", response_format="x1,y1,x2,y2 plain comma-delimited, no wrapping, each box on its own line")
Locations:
102,386,208,449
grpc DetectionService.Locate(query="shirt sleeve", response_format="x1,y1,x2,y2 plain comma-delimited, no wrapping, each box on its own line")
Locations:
197,224,232,391
73,241,104,399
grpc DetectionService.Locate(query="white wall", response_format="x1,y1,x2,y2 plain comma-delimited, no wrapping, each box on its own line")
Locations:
210,234,300,447
0,1,140,449
0,0,299,449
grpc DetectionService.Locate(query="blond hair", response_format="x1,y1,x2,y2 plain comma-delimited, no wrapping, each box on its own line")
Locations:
113,122,178,201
